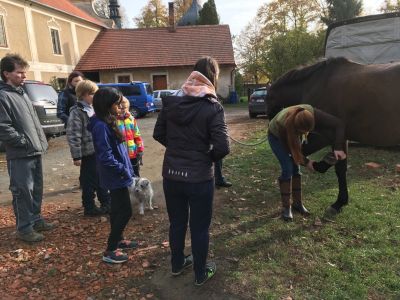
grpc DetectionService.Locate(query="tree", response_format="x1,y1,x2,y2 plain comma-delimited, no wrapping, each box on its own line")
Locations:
234,21,268,84
174,0,192,21
264,29,325,80
134,0,168,28
321,0,362,26
257,0,321,37
198,0,220,25
380,0,400,12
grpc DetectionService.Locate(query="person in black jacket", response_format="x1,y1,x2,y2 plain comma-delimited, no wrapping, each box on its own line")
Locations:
57,71,83,127
153,56,230,286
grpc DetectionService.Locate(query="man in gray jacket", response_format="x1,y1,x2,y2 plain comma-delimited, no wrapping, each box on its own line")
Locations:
0,53,54,242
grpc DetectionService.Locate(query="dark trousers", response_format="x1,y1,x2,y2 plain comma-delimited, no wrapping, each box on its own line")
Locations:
107,187,132,251
130,158,140,177
214,159,224,184
80,154,110,210
7,156,43,234
163,178,214,280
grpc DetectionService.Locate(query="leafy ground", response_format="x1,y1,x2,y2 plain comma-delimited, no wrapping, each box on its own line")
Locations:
1,116,399,299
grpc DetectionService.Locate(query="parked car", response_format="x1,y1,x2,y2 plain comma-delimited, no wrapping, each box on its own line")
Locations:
153,89,178,111
98,82,156,118
248,87,267,118
0,80,65,151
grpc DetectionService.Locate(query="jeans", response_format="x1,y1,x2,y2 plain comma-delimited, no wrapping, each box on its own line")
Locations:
7,156,43,234
107,187,132,251
163,178,214,280
80,154,110,210
268,133,300,180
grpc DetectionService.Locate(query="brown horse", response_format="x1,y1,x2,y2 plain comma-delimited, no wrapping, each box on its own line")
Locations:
266,57,400,215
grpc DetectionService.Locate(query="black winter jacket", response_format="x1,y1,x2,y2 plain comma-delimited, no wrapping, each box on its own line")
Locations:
57,87,77,125
0,81,48,160
153,95,230,183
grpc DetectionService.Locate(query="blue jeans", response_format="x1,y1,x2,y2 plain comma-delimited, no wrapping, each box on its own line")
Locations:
7,156,44,233
163,178,214,281
268,133,300,180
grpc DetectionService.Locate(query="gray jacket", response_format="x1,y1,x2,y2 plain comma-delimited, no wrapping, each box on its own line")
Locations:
0,81,48,160
66,101,95,160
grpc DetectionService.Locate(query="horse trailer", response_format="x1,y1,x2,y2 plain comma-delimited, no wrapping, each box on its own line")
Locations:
325,12,400,64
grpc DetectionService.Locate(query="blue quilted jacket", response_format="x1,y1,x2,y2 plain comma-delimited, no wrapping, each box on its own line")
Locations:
87,116,134,190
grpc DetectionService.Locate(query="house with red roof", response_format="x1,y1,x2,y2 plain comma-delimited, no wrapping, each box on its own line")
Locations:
0,0,106,85
75,3,236,98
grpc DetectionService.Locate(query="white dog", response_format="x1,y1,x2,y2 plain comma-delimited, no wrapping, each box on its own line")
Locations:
129,177,154,215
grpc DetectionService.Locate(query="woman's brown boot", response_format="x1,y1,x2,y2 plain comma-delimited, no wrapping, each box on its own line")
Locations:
279,179,293,221
292,175,310,216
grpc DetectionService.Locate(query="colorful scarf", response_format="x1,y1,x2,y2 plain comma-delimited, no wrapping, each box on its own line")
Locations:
117,112,144,159
181,71,217,98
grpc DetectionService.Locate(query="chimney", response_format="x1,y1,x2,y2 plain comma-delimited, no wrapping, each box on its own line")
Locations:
168,2,176,32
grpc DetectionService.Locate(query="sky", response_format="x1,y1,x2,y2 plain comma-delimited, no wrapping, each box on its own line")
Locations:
119,0,384,35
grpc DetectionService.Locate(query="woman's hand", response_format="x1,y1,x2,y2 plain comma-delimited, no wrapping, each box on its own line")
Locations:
334,150,347,160
306,159,315,172
73,160,81,166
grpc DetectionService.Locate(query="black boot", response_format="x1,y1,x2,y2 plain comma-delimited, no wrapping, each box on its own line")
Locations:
279,179,293,221
291,175,310,216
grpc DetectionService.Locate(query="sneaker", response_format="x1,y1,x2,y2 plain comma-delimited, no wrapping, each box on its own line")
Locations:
117,239,138,250
84,206,103,216
33,221,56,232
102,249,128,264
171,255,193,276
195,262,217,286
17,231,44,243
215,180,232,188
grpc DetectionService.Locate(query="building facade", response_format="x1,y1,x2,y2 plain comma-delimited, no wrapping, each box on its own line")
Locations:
76,24,236,98
0,0,105,84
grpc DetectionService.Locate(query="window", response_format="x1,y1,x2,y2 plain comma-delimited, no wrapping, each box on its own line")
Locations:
118,85,141,96
0,15,7,48
117,75,131,83
50,28,61,55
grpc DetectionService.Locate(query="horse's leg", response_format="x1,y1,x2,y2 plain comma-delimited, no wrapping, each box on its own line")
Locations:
302,132,349,217
327,141,349,215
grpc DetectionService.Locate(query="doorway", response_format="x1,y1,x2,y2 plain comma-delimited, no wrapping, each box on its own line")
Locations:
152,75,167,90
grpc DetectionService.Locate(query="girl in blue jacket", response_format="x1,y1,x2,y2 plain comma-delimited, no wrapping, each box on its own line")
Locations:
88,87,137,264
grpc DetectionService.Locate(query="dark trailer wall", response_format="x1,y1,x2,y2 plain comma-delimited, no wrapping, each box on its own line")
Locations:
325,12,400,64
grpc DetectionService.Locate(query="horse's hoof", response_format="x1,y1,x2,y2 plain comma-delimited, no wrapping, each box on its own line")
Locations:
323,206,340,222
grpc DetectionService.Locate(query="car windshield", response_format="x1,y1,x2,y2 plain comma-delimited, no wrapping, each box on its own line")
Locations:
24,83,58,102
153,92,158,98
254,89,267,96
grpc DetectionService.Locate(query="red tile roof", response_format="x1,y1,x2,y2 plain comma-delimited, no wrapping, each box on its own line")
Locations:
33,0,105,27
75,25,235,71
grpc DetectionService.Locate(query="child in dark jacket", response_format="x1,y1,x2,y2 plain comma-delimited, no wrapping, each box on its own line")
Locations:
117,97,144,176
87,87,138,264
66,80,110,216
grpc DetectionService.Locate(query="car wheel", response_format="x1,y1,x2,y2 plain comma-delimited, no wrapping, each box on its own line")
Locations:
130,107,140,118
249,112,257,118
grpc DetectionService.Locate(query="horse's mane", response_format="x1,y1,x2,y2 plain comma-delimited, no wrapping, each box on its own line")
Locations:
270,57,350,89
